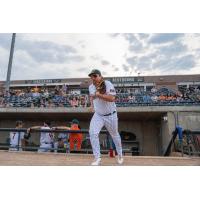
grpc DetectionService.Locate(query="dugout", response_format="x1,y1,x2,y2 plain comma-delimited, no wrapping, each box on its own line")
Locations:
0,106,200,156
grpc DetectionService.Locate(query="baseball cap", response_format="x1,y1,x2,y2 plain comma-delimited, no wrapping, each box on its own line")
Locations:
71,119,79,125
88,69,101,77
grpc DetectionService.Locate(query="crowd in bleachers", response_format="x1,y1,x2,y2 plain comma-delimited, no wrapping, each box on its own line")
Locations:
115,86,200,106
0,84,200,108
0,85,89,108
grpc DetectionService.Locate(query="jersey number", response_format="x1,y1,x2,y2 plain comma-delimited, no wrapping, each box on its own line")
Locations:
12,133,16,139
49,133,54,139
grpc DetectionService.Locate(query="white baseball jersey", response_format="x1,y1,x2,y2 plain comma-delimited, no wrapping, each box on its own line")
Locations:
58,133,68,142
10,131,25,147
89,80,117,115
40,126,54,144
89,80,123,160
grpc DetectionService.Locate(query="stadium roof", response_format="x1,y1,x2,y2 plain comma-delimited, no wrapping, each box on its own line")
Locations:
0,74,200,87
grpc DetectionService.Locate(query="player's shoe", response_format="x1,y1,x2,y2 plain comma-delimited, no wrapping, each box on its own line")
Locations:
91,157,101,166
117,156,124,165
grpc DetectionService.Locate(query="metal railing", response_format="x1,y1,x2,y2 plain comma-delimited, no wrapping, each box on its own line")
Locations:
163,127,200,156
181,130,200,156
0,128,139,155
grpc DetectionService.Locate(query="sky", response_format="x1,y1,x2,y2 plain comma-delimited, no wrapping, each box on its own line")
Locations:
0,33,200,80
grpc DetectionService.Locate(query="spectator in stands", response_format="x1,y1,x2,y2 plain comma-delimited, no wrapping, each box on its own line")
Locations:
70,96,79,107
32,87,40,98
43,88,49,99
54,85,60,95
4,90,11,98
197,94,200,102
128,94,135,103
0,96,4,107
142,94,151,103
1,84,200,108
79,95,87,107
151,87,157,93
151,95,158,103
62,84,67,95
159,93,166,101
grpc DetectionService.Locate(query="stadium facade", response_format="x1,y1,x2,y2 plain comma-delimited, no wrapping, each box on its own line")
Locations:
1,74,200,91
0,74,200,156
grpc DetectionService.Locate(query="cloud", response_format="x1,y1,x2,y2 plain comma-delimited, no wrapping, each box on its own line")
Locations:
148,33,184,44
138,33,150,39
122,64,130,72
159,42,187,56
109,33,120,38
109,33,144,52
0,33,200,80
0,34,86,80
101,60,110,65
15,36,84,64
121,33,143,52
0,34,85,65
0,47,9,80
153,54,195,72
0,33,12,50
102,71,108,76
128,43,143,52
78,40,86,48
90,55,111,67
77,67,89,73
126,56,138,66
90,55,101,60
195,48,200,58
137,56,153,69
173,55,195,69
123,33,137,43
113,66,119,71
125,55,154,72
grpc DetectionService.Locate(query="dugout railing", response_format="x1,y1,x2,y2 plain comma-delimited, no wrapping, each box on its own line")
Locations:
163,127,200,157
0,128,140,155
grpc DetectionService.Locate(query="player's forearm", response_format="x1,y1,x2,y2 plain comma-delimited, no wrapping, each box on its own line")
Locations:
54,126,70,130
30,126,41,129
90,96,94,107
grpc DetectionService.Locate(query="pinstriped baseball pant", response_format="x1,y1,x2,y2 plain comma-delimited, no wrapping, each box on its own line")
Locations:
89,112,123,159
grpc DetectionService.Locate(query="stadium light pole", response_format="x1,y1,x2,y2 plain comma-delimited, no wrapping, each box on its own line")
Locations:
5,33,16,92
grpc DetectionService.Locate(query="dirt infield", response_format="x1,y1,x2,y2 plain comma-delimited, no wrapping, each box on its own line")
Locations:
0,151,199,166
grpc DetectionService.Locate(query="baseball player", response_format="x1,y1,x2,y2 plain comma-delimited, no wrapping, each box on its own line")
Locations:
54,119,83,151
53,132,69,153
52,124,71,153
27,121,55,152
69,119,83,151
9,120,29,151
88,69,123,165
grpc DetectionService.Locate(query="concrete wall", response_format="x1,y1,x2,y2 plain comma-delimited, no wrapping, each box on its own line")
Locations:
160,112,177,154
140,121,159,155
177,112,200,130
160,111,200,155
1,106,200,156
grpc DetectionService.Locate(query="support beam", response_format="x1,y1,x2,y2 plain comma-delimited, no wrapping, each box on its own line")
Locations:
5,33,16,91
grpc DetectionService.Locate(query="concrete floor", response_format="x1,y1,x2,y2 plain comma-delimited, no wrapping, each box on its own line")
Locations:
0,151,199,166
